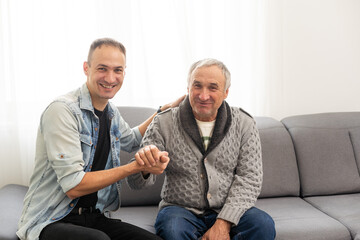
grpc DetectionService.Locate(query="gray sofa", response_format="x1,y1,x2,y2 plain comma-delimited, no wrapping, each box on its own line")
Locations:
1,106,360,240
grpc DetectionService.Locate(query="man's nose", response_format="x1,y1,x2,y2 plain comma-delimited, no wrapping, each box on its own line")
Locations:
106,71,117,83
199,89,210,101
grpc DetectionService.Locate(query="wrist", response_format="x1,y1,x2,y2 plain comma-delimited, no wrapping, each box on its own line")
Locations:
130,160,147,174
215,219,231,232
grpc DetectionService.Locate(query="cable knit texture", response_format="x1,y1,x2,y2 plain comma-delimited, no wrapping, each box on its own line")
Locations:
127,97,262,225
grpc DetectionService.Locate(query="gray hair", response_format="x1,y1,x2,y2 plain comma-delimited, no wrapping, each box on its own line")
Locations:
187,58,231,91
87,38,126,66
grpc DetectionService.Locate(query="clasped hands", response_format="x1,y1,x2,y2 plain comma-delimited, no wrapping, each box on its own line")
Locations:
135,145,169,175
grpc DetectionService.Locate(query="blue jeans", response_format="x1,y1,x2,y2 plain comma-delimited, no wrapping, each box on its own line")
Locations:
155,206,275,240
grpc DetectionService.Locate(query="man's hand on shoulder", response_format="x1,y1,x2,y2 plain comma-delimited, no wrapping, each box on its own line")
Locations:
202,219,231,240
159,94,186,112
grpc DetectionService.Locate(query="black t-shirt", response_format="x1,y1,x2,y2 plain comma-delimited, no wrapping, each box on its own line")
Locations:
76,106,110,208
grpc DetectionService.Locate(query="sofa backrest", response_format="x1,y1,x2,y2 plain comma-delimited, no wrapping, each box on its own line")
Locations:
255,117,300,198
282,112,360,197
117,106,164,207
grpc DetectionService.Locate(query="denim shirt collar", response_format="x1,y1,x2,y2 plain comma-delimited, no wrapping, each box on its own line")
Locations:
79,83,115,120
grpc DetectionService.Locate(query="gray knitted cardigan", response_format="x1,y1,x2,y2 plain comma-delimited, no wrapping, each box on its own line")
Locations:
127,97,263,225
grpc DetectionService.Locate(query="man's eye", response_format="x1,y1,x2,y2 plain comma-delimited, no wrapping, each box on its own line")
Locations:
115,69,123,73
98,68,106,71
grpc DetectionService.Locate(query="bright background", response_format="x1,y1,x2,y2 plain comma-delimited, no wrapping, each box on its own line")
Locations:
1,0,360,187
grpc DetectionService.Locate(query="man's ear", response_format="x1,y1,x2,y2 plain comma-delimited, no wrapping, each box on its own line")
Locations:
83,62,89,76
224,88,229,99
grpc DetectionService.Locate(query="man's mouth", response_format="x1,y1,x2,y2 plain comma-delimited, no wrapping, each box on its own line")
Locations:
100,83,115,89
197,101,212,106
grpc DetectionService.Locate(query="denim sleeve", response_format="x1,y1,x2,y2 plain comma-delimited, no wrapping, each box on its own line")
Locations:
40,101,86,193
117,114,142,153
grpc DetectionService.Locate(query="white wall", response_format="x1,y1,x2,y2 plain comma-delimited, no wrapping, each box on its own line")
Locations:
268,0,360,120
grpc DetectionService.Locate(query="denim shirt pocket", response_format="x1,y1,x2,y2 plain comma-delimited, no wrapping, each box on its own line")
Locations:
80,133,93,170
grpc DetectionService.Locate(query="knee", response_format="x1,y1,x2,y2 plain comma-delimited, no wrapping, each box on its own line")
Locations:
249,209,276,238
155,207,199,240
236,208,276,239
86,231,111,240
257,212,276,237
155,214,187,238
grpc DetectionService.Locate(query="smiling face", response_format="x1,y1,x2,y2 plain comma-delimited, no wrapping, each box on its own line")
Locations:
84,45,126,110
188,65,229,121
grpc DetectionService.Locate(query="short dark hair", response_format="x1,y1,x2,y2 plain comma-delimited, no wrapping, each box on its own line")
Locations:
87,38,126,66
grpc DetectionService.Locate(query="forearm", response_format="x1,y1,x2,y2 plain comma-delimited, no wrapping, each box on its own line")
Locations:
66,161,141,199
138,112,158,136
138,95,186,136
138,105,169,136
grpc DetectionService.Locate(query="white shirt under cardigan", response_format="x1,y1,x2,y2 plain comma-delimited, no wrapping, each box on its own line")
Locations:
127,97,263,225
196,119,215,151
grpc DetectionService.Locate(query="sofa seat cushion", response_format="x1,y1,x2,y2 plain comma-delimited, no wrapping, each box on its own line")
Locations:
0,184,28,240
256,197,351,240
109,206,158,234
305,193,360,240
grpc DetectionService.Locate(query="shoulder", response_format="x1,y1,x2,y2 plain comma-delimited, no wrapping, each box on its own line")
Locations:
40,101,78,133
157,107,172,115
229,107,258,133
156,107,177,121
54,87,81,105
49,87,83,115
230,107,254,121
147,108,178,135
41,88,83,121
43,101,72,118
42,101,77,121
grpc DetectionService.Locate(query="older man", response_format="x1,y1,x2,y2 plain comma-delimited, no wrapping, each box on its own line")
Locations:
128,58,276,240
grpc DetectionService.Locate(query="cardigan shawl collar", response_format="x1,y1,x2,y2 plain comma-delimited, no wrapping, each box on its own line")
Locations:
179,96,232,156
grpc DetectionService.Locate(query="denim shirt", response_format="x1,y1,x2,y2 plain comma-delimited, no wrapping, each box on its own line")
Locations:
17,84,142,240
